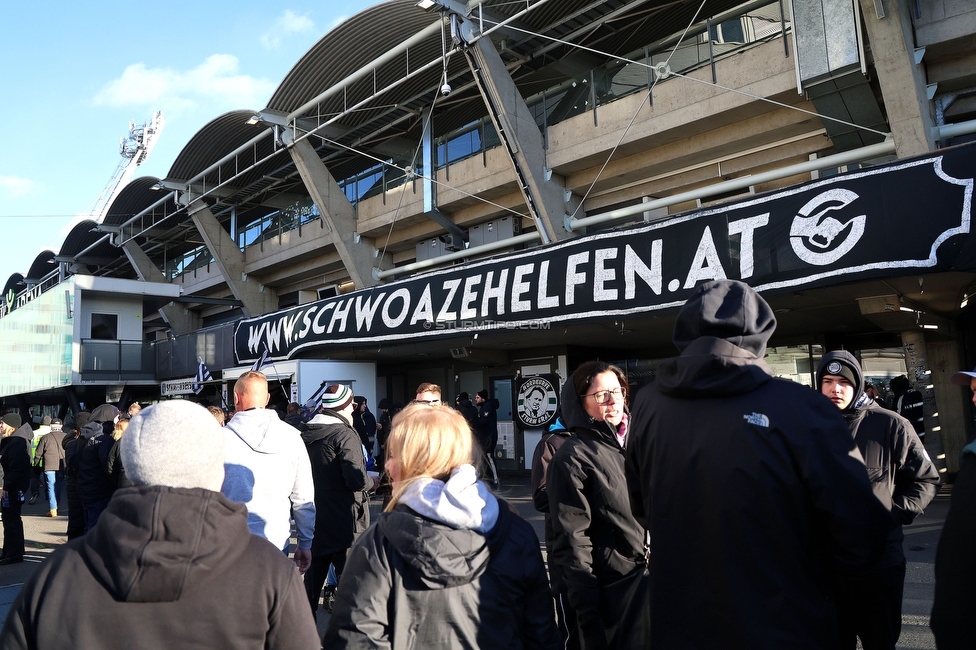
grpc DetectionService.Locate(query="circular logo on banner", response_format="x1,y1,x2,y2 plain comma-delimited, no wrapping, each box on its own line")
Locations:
789,189,866,266
516,376,558,428
827,361,842,375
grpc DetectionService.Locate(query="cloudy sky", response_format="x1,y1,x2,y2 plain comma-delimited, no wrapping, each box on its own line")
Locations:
0,0,375,283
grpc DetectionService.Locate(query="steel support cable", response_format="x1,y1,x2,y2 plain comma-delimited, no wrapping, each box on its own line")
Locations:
379,17,452,266
481,16,892,141
310,126,531,225
565,0,709,221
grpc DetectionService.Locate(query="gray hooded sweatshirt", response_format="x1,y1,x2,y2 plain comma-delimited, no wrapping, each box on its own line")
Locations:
222,408,315,551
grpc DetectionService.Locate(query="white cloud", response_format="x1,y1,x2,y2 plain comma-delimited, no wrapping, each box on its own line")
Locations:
261,10,315,50
0,176,33,198
93,54,277,113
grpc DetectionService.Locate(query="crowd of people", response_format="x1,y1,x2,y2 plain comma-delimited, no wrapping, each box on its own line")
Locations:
1,278,975,649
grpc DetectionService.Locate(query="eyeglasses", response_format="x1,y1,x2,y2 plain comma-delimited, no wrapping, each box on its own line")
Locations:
581,388,624,404
415,399,441,406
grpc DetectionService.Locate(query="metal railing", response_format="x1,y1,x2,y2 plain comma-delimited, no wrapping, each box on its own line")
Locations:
80,339,155,381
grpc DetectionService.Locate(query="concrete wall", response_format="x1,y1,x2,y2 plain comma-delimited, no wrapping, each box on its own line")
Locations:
78,294,143,341
929,339,969,474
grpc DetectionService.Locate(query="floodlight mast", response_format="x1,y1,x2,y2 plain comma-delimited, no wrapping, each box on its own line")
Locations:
86,110,165,222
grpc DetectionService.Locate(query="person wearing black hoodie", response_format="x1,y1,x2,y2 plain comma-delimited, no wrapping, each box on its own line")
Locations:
301,384,371,620
546,361,647,650
0,400,319,650
626,279,891,649
817,350,939,650
454,392,479,432
62,411,90,540
351,396,376,453
0,413,33,564
475,389,500,489
77,403,120,532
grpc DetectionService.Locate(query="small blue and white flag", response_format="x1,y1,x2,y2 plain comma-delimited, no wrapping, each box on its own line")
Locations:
193,359,212,395
304,381,329,411
251,345,272,372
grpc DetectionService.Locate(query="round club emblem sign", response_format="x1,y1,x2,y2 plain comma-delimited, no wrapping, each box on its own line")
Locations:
516,375,559,428
827,361,842,375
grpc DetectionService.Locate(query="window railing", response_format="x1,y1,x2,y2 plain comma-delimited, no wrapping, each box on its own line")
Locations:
80,339,155,381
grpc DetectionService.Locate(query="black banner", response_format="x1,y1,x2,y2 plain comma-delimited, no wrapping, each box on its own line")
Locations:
236,145,975,364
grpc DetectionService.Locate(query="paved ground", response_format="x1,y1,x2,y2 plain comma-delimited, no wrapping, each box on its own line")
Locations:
0,475,950,649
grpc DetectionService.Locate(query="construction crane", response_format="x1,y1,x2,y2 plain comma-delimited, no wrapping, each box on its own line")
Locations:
86,110,164,221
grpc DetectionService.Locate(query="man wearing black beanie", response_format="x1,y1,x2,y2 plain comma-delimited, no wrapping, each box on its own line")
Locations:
817,350,940,650
626,279,891,649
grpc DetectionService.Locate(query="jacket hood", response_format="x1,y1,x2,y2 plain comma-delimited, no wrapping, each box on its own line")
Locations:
80,421,105,440
12,422,34,444
90,403,120,424
226,408,294,454
816,350,866,416
656,336,774,398
300,412,353,444
398,465,498,534
378,467,508,589
478,397,500,410
672,279,776,358
82,486,251,603
547,416,569,435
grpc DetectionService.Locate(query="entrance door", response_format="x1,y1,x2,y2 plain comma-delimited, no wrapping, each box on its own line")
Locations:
492,378,519,471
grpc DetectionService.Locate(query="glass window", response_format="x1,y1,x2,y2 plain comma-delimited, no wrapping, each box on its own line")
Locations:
90,313,118,340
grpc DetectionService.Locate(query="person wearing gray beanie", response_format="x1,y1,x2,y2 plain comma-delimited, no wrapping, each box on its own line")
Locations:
122,401,225,491
0,399,320,650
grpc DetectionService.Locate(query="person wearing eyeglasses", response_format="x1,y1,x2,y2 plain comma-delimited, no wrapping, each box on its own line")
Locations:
546,360,648,650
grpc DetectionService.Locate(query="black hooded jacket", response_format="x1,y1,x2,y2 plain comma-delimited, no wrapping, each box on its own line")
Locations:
300,411,369,556
626,280,890,649
817,350,940,567
77,420,117,504
0,486,319,649
546,378,646,649
476,397,499,452
324,496,560,649
0,423,34,493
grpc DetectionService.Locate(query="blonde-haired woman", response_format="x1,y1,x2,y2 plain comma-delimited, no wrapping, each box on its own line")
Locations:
323,402,561,650
106,419,131,489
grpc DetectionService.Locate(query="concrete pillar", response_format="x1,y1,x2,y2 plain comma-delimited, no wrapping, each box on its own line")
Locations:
285,135,380,288
927,339,970,474
187,200,277,318
857,0,936,157
121,241,201,335
464,35,572,243
901,331,947,476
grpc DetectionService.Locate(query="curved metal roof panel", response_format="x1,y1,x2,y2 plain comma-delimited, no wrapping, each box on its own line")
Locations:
103,176,177,227
268,0,437,115
59,220,104,257
2,273,24,300
25,251,56,283
167,110,276,182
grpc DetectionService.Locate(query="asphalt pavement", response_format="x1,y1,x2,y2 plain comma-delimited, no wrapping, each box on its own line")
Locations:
0,474,950,649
